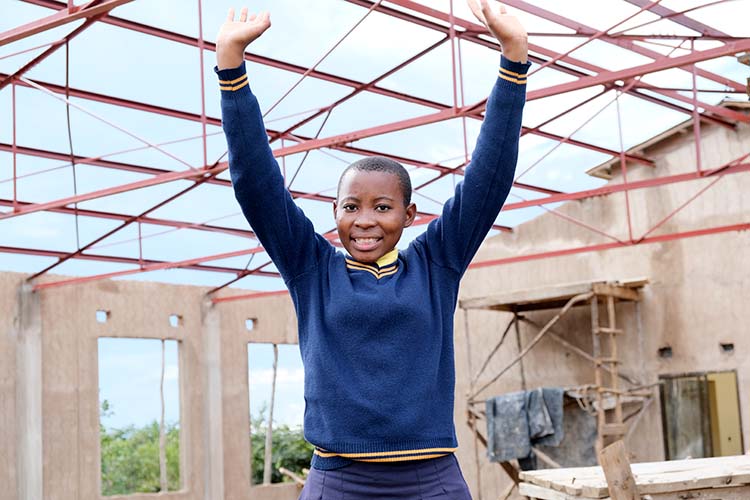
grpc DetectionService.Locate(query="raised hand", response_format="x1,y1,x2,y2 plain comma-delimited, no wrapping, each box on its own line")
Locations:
468,0,528,63
216,7,271,69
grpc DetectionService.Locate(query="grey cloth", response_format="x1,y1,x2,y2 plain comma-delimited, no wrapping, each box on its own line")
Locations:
485,387,564,466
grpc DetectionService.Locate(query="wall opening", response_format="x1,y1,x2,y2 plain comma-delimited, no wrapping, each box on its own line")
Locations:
247,343,310,486
96,310,110,323
98,338,182,496
168,314,182,328
660,370,743,460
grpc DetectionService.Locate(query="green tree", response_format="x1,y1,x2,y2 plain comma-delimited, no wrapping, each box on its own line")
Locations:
100,401,181,496
250,408,313,485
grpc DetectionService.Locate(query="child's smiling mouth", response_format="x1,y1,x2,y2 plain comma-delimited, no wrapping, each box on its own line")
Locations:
352,237,382,251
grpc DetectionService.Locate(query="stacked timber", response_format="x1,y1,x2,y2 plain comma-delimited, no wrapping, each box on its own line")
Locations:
519,455,750,499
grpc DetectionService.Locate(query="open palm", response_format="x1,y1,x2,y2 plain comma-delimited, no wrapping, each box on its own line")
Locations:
216,7,271,69
217,7,270,49
468,0,527,62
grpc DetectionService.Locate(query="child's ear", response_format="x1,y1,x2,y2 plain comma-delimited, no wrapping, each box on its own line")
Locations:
403,203,417,228
332,201,338,218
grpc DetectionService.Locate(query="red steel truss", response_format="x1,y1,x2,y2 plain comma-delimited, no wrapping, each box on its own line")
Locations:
0,0,748,294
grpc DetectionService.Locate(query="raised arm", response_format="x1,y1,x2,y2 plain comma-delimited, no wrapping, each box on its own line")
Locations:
217,8,329,282
417,1,529,274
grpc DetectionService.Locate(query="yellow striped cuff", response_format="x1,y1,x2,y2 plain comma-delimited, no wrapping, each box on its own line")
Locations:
219,74,249,91
498,66,527,85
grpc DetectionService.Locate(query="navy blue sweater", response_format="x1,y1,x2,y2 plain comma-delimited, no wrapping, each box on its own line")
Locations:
217,56,529,469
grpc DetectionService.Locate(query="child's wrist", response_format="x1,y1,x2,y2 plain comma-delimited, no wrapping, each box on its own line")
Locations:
501,36,528,64
216,41,246,70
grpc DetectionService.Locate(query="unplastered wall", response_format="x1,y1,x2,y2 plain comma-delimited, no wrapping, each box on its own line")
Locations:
1,272,24,498
36,276,207,500
454,118,750,499
1,273,301,500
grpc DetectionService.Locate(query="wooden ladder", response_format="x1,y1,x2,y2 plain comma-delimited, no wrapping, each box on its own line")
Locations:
591,294,626,455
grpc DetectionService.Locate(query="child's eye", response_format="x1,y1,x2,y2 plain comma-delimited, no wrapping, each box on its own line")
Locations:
375,205,391,212
343,204,357,212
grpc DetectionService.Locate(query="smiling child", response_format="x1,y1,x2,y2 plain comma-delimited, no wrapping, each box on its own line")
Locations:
216,2,529,498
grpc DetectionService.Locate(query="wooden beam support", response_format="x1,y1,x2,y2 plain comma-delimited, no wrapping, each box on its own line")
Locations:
598,441,639,500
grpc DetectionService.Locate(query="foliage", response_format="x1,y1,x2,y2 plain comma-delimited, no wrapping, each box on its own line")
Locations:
250,407,313,485
98,401,312,493
100,400,181,496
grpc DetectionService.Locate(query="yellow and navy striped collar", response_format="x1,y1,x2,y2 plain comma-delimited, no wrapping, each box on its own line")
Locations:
345,248,399,279
498,66,527,85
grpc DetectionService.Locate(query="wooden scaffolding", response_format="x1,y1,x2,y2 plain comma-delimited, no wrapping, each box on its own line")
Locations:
459,279,651,498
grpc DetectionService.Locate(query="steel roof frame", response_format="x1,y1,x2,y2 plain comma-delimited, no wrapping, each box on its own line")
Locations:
0,0,747,294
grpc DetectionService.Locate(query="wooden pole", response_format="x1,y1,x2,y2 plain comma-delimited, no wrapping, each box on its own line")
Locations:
159,339,167,492
598,440,639,500
263,344,279,484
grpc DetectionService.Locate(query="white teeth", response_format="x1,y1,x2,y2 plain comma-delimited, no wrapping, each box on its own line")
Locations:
355,238,378,243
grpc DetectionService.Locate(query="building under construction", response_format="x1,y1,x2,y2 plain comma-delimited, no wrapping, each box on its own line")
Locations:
1,1,749,499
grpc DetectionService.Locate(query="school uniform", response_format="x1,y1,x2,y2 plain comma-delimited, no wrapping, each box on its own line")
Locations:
217,55,529,498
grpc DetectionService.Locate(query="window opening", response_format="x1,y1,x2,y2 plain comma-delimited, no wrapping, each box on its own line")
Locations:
248,343,310,485
98,338,181,495
660,370,743,460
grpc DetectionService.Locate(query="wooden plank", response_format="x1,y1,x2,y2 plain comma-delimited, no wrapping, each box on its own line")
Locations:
598,441,639,500
520,456,750,498
592,283,640,301
601,423,628,436
644,485,750,499
459,282,594,310
519,482,609,500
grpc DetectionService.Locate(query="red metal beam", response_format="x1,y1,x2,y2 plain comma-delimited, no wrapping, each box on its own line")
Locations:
211,220,750,303
354,0,745,109
631,83,750,124
0,165,221,221
0,197,255,239
14,0,737,170
503,162,750,211
0,0,132,47
501,0,745,93
265,34,750,158
30,245,270,290
622,0,731,38
0,244,280,277
14,0,672,164
469,221,750,269
0,157,510,231
528,38,750,100
25,159,748,292
4,68,656,168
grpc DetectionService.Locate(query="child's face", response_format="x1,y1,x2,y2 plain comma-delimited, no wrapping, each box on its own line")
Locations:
334,169,416,263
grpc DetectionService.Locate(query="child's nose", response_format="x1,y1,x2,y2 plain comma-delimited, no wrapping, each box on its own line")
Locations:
354,211,376,227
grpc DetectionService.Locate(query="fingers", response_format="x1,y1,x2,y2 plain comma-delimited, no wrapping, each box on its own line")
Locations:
248,13,257,22
239,6,248,22
226,7,235,22
257,11,271,29
467,0,486,25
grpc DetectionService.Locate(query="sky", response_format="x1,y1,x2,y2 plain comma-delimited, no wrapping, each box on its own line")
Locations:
2,0,749,431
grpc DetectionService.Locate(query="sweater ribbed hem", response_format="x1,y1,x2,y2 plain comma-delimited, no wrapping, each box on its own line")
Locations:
310,437,458,470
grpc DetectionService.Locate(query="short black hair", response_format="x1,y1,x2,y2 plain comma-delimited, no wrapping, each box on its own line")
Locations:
337,156,412,206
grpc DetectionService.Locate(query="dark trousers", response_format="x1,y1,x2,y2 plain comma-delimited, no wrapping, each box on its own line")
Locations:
299,454,473,500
